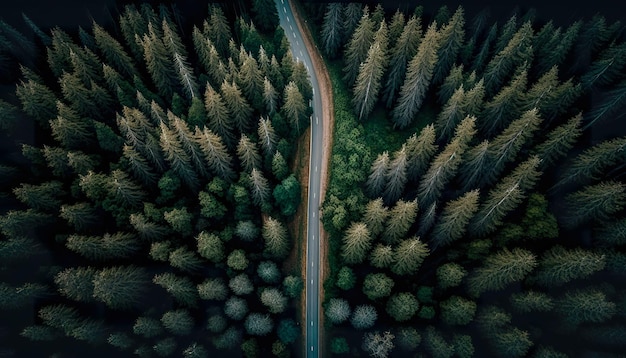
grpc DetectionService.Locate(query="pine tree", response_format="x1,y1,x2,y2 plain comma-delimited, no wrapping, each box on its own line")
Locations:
137,23,176,99
392,22,441,128
133,316,164,338
581,42,626,89
362,331,395,358
386,292,419,322
66,232,139,261
13,180,63,212
382,15,422,107
92,22,137,78
50,101,94,149
370,244,394,269
363,198,389,237
341,222,372,265
262,216,290,259
556,288,616,327
194,127,235,181
418,116,475,208
365,151,389,198
362,272,394,300
54,267,96,302
391,236,429,275
245,313,273,336
459,140,489,191
483,21,534,95
92,266,147,309
197,278,227,301
532,246,605,286
257,116,277,158
483,109,542,185
227,249,249,271
352,21,388,120
534,113,582,168
169,112,209,178
203,83,235,146
509,291,554,313
430,189,480,248
221,80,253,133
491,327,534,358
161,309,194,336
435,85,466,141
432,7,465,85
260,287,287,314
437,262,467,290
153,272,199,307
468,248,537,297
325,298,351,324
321,3,344,58
60,202,99,232
206,4,231,57
406,124,438,181
563,181,626,229
282,81,307,136
470,156,542,236
440,296,476,326
237,53,264,108
383,146,408,204
438,64,464,104
351,305,377,329
382,199,418,244
249,168,271,208
557,136,626,187
159,121,198,191
343,9,374,86
169,246,203,273
479,68,528,137
237,134,262,172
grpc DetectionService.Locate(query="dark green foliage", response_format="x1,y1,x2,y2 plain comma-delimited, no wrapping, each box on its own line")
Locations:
244,313,273,336
440,296,476,325
556,288,616,327
161,309,194,336
92,266,147,309
330,337,350,354
153,272,199,307
386,292,419,322
468,248,537,297
273,174,301,216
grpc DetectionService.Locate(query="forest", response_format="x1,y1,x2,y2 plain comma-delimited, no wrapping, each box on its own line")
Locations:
0,0,312,357
300,2,626,358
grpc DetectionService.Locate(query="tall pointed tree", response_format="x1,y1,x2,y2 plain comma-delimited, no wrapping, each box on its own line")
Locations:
343,9,374,87
382,15,422,108
392,22,441,129
353,21,388,120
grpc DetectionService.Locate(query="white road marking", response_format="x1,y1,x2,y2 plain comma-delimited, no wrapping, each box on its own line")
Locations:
315,166,318,172
311,279,313,285
311,346,314,352
313,212,315,218
312,88,315,95
313,192,316,199
283,7,286,13
311,261,314,267
290,24,293,31
296,40,299,46
300,49,303,57
287,16,290,22
311,321,313,326
292,31,296,38
316,116,319,125
313,235,315,241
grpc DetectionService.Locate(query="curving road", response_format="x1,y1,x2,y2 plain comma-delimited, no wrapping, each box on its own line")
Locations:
275,0,323,357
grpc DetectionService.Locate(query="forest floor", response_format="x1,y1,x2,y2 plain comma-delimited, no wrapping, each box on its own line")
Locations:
288,0,335,355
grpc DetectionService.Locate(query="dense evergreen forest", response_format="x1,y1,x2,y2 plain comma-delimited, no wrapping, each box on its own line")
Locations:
302,2,626,357
0,0,312,356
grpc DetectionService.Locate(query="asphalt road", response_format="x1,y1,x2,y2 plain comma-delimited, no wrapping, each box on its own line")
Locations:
275,0,323,356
